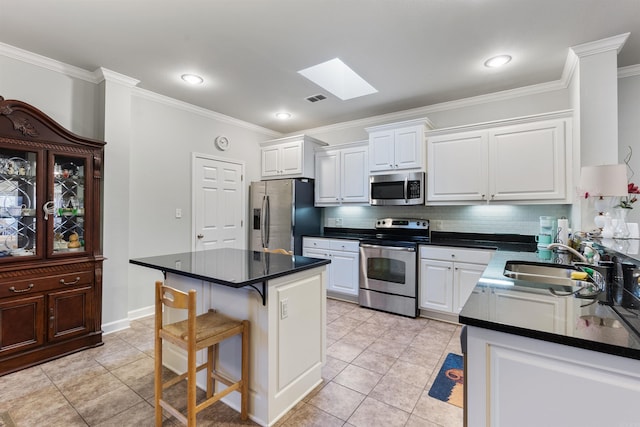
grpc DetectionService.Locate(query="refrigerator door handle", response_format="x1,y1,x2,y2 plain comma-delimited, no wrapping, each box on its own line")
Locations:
263,195,270,247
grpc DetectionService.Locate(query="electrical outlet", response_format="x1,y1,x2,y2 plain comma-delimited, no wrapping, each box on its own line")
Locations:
280,298,289,319
175,208,182,219
434,220,443,230
175,260,182,269
335,218,343,227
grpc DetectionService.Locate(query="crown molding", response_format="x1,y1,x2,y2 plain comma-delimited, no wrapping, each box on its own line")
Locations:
570,32,630,58
94,67,140,87
619,64,640,79
0,42,99,83
132,87,280,138
297,79,565,136
425,109,573,136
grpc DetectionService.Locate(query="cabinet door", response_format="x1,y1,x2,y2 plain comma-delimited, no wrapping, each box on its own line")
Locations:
394,126,423,171
261,146,281,177
47,285,93,342
489,120,566,201
340,147,369,203
0,295,45,356
419,258,453,312
369,130,395,172
490,288,566,334
49,152,93,257
453,262,486,313
0,147,43,261
328,249,359,296
279,141,303,176
427,131,488,202
315,151,340,205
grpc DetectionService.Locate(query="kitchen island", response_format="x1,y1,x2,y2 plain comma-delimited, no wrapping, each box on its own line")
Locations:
459,248,640,427
130,249,330,426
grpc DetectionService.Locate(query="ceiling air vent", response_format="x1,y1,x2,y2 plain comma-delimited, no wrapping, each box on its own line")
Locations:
305,94,327,103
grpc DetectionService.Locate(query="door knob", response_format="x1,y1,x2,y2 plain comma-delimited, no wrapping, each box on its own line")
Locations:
197,234,204,239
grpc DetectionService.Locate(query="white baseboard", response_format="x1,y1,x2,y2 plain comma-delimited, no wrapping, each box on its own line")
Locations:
102,304,154,335
129,305,154,321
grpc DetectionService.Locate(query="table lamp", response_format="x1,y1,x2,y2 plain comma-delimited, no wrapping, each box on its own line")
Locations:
579,164,629,232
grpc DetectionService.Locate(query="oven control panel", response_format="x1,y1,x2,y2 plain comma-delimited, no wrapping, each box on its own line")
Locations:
375,218,429,230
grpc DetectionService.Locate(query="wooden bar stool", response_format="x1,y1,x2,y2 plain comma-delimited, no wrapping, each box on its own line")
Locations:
154,281,249,426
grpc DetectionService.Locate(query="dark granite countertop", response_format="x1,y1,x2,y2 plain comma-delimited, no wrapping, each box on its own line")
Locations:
309,229,640,359
130,248,330,288
459,250,640,360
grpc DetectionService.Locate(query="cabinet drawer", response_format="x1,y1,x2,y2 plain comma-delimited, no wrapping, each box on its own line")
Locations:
419,245,494,264
329,240,359,253
0,270,94,299
303,238,331,250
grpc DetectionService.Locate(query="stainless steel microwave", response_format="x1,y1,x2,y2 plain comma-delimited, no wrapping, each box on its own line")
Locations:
369,172,425,206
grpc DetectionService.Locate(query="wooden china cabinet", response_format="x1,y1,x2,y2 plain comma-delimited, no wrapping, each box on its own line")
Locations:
0,96,104,376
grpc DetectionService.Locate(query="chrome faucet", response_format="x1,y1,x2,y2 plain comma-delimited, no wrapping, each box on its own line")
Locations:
546,243,589,263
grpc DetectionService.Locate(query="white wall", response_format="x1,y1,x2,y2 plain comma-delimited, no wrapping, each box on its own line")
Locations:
619,73,640,224
0,55,99,139
127,92,273,313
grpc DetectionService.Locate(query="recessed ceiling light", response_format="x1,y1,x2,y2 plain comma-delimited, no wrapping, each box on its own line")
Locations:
298,58,377,101
275,112,292,120
484,55,512,68
181,74,204,84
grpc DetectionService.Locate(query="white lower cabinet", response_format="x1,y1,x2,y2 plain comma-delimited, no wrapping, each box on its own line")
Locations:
490,287,567,334
419,246,494,316
466,326,640,427
303,238,359,297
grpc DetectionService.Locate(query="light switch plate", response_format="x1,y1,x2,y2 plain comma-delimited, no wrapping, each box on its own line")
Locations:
280,298,289,319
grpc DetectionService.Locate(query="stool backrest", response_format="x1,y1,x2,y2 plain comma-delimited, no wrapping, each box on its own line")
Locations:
155,281,197,342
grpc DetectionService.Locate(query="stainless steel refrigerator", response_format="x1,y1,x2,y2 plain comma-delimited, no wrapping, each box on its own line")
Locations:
250,179,321,255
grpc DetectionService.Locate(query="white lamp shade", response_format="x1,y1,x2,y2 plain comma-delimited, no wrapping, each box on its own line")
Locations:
579,164,628,197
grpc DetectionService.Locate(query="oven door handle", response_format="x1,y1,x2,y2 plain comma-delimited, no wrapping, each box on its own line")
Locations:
360,243,415,252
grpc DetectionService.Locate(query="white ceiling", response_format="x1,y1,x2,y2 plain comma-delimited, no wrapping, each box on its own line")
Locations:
1,0,639,134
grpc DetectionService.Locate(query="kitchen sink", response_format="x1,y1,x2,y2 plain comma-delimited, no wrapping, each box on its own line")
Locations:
503,261,582,286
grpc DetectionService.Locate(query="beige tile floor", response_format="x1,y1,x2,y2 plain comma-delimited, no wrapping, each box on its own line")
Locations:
0,299,462,427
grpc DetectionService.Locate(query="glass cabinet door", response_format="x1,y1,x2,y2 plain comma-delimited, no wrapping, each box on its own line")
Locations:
51,154,86,255
0,149,38,258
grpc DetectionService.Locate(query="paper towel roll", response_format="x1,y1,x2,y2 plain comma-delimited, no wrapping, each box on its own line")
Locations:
557,218,569,245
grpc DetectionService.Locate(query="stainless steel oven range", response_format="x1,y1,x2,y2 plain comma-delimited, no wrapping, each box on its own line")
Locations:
359,218,430,317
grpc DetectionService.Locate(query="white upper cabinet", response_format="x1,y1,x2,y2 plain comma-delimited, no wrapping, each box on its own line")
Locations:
260,134,327,179
366,119,431,173
315,141,369,206
427,111,572,204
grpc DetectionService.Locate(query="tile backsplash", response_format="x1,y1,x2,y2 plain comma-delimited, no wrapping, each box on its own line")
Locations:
323,204,572,236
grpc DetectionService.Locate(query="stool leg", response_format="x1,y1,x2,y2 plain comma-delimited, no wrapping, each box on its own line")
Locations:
241,320,250,420
206,345,214,398
154,334,163,427
187,345,197,426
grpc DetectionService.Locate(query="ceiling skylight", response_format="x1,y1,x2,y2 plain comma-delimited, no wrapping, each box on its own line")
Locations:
298,58,377,101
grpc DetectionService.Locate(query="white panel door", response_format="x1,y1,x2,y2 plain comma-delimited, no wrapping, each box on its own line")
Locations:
341,146,369,203
427,130,488,202
394,125,423,170
489,120,566,201
192,154,245,251
314,150,340,205
453,262,486,313
419,258,453,312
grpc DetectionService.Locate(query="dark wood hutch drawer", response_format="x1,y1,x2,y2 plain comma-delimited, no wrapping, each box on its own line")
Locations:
0,270,94,299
